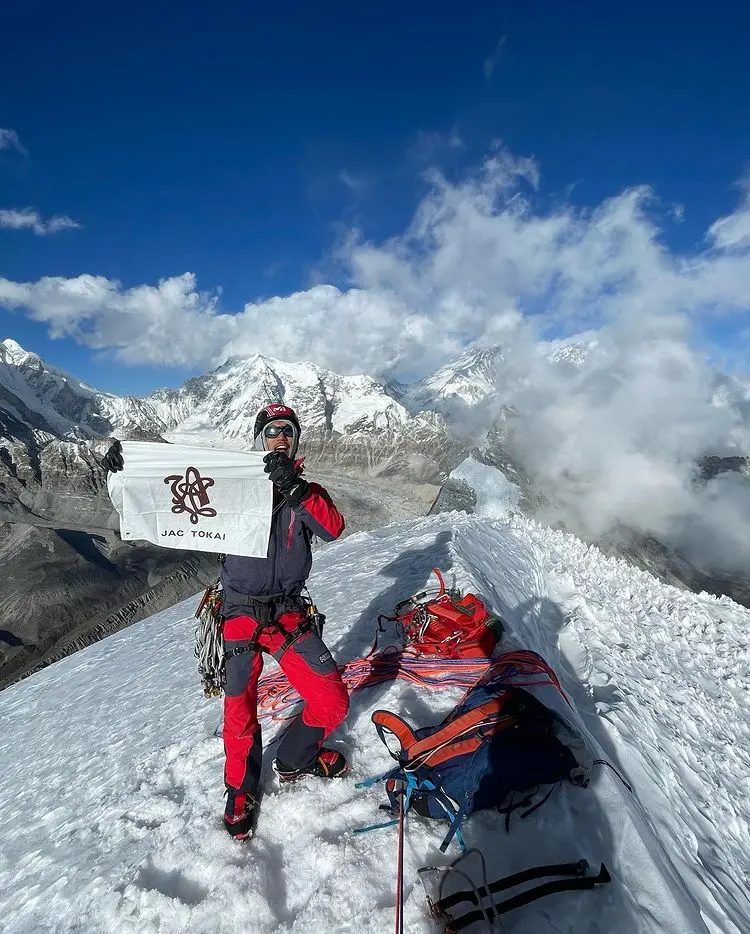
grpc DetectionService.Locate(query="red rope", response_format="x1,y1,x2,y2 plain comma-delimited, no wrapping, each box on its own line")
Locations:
256,647,569,722
256,649,491,721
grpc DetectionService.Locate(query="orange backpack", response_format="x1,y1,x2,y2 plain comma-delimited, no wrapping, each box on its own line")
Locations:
383,569,503,659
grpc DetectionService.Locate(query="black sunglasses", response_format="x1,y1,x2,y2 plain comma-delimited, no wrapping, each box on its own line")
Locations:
264,424,295,438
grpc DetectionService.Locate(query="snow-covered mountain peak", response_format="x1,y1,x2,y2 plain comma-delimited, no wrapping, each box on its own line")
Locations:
0,339,169,442
143,350,419,444
402,345,504,415
1,337,34,363
539,333,600,367
0,338,424,448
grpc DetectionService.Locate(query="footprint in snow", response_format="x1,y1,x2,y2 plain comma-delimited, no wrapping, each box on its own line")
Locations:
132,857,209,906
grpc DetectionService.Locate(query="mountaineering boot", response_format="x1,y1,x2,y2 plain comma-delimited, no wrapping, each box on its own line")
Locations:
223,791,258,840
274,748,351,783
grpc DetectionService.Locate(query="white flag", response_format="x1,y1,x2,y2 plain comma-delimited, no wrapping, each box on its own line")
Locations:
107,442,273,557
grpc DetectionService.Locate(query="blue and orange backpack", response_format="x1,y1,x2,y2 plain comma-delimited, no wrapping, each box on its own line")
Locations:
360,651,592,852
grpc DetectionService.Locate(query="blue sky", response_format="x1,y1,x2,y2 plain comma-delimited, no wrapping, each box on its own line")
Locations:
1,0,750,395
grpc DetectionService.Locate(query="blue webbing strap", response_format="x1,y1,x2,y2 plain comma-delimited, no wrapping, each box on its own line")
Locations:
353,818,400,834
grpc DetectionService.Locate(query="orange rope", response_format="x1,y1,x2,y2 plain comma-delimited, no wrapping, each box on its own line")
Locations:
256,646,569,723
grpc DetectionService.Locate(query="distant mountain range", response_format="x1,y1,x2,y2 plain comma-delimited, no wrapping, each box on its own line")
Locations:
1,335,748,689
0,338,494,687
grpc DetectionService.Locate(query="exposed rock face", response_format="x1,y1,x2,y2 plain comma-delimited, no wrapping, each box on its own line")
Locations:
0,342,451,688
0,439,116,529
2,334,750,690
698,455,750,482
597,526,750,610
0,338,168,440
299,420,465,485
0,525,220,690
428,478,476,515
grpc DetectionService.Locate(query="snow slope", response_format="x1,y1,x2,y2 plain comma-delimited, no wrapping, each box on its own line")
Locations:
401,346,503,417
1,506,748,933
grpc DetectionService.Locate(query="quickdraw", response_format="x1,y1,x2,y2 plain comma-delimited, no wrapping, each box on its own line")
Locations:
194,580,224,698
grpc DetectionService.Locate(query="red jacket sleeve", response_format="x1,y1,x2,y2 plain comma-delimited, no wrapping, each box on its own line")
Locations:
295,482,345,542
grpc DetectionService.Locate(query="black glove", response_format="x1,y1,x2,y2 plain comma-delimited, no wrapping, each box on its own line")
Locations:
102,439,124,472
263,451,310,507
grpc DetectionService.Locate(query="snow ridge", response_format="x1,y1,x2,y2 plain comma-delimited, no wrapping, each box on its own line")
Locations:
1,507,748,933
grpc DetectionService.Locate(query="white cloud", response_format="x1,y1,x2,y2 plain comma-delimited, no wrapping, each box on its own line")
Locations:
337,170,369,193
707,178,750,252
1,147,749,379
487,318,750,578
0,128,26,155
483,36,507,82
1,145,749,577
0,273,221,365
0,208,80,236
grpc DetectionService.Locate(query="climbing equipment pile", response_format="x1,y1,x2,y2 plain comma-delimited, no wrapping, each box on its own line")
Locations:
379,569,503,659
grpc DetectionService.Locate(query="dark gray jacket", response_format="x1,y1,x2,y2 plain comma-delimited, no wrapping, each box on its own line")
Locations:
220,479,344,619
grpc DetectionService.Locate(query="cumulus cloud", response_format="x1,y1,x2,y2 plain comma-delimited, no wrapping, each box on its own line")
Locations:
495,323,750,569
0,208,80,236
0,149,750,375
0,273,221,365
0,128,26,154
1,145,750,577
1,146,749,378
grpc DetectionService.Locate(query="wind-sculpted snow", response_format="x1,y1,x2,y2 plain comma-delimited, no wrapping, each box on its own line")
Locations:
524,518,750,933
1,511,748,933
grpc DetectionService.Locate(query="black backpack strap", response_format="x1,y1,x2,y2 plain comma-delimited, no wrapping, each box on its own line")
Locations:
497,781,561,832
435,858,590,912
434,863,611,931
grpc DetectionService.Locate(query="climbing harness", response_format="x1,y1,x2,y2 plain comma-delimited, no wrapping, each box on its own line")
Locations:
194,579,327,697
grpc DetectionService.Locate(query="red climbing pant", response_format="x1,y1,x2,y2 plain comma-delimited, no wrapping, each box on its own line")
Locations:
222,611,350,796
